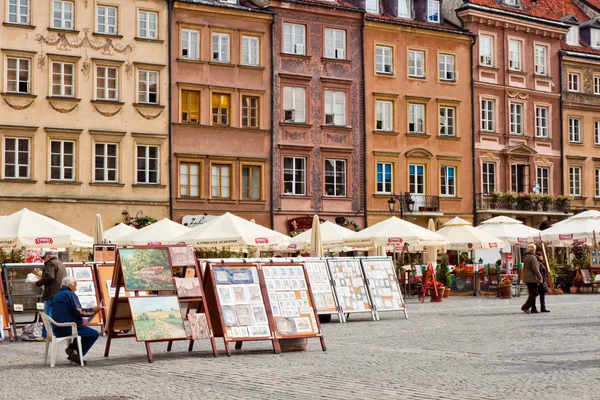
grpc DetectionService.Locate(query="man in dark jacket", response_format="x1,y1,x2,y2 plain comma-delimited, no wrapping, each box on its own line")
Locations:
521,244,543,314
35,251,67,339
51,277,101,364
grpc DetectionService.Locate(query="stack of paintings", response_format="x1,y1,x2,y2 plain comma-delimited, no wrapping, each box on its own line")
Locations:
66,266,98,310
327,260,372,315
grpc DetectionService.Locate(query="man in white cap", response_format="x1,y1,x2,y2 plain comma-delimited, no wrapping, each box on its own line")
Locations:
35,251,66,340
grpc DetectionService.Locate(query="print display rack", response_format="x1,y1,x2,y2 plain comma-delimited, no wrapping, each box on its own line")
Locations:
326,258,376,321
300,258,344,323
359,257,408,320
104,246,218,363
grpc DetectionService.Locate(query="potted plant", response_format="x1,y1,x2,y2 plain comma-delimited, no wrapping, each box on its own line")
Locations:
497,277,513,298
555,195,571,212
426,281,445,302
530,193,541,211
571,275,583,294
437,260,451,298
453,264,475,277
502,191,517,210
538,194,553,211
516,192,533,210
489,191,502,209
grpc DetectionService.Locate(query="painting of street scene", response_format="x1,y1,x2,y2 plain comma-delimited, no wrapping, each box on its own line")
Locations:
120,249,174,291
129,296,187,341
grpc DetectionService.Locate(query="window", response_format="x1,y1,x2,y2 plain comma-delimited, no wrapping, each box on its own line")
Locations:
242,165,261,200
97,5,117,34
596,168,600,198
427,0,439,23
375,100,392,131
212,33,230,63
94,143,118,182
376,162,392,193
535,106,548,138
482,162,495,194
366,0,379,14
569,117,581,142
375,46,393,74
136,145,159,184
511,164,526,192
398,0,411,18
242,35,259,66
324,90,346,126
409,103,425,133
211,164,231,198
212,94,230,126
179,162,200,197
242,96,259,128
479,34,493,66
283,23,305,55
481,99,495,132
568,72,580,92
50,140,75,181
537,167,549,194
325,159,346,197
7,0,29,24
138,11,158,39
282,86,305,123
181,90,199,123
4,137,29,179
408,50,425,77
6,57,30,94
138,70,158,104
324,29,346,60
438,54,455,81
504,0,518,5
566,25,579,46
53,0,73,29
534,45,546,75
595,76,600,95
283,156,306,195
509,103,523,135
439,106,455,136
96,66,118,101
596,120,600,145
51,62,74,97
181,29,199,60
569,166,581,196
409,164,425,194
508,39,521,71
592,29,600,49
440,166,456,196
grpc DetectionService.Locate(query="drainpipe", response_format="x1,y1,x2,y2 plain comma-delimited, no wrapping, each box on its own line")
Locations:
559,52,565,196
361,13,368,229
269,14,276,229
167,0,174,220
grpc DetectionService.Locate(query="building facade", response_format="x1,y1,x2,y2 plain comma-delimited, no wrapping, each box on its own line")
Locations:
0,0,170,232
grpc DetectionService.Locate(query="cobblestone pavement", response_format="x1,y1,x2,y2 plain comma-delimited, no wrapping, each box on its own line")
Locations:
2,294,600,400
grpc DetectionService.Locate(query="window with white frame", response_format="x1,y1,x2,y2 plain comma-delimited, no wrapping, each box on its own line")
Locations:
179,162,200,197
138,70,158,104
596,120,600,145
535,106,548,138
440,166,456,196
566,25,579,46
51,62,74,97
438,54,455,81
50,140,75,181
97,5,117,34
366,0,379,14
375,100,392,131
324,90,346,126
595,76,600,95
53,0,74,29
439,106,455,136
408,50,425,77
283,23,305,55
242,35,259,66
568,72,580,91
136,145,159,184
212,32,230,63
138,10,158,39
510,103,523,135
398,0,411,18
508,39,521,71
4,137,29,179
569,117,581,142
181,29,199,60
504,0,518,5
94,143,118,182
479,34,493,66
242,165,261,200
7,0,29,24
427,0,439,23
283,156,306,195
481,99,495,132
211,164,231,198
409,103,425,133
592,29,600,48
6,57,30,94
376,162,392,193
324,29,346,60
596,168,600,197
96,66,118,101
325,159,346,197
569,166,581,196
282,86,305,123
482,162,495,193
537,166,549,194
534,45,547,75
375,45,393,74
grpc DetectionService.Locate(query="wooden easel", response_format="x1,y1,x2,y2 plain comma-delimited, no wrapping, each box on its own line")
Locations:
420,263,440,303
0,272,11,342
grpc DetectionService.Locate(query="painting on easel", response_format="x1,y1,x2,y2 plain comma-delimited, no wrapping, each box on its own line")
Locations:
129,296,186,341
119,249,174,291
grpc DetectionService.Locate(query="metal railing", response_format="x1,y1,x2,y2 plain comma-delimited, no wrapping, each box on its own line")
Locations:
410,194,440,212
475,193,569,213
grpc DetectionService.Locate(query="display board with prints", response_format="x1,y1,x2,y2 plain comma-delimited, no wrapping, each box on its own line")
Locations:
301,259,343,322
327,259,376,321
360,258,408,320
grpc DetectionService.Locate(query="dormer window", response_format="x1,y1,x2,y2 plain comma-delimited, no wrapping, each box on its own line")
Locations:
503,0,518,6
592,29,600,49
366,0,379,14
427,0,439,23
566,25,580,46
398,0,411,18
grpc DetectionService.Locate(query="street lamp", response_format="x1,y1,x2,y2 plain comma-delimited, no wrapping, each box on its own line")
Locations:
387,192,415,219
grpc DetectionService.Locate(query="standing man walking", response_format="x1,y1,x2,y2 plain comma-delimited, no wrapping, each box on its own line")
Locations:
521,244,543,314
35,251,67,339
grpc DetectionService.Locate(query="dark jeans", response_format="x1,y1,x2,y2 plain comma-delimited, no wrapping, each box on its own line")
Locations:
522,282,539,311
55,325,99,356
538,283,546,310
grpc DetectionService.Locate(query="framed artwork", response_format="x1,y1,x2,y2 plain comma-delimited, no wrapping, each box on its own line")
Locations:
221,305,237,326
168,246,197,267
79,296,97,309
75,282,96,296
235,305,253,326
217,285,234,305
213,267,231,284
72,267,93,281
233,286,248,304
247,325,270,337
275,318,297,335
230,268,254,284
251,305,267,324
129,296,187,341
174,278,202,297
246,284,262,303
188,312,210,339
119,249,174,291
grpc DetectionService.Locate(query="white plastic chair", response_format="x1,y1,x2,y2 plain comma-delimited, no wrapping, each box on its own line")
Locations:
40,313,84,367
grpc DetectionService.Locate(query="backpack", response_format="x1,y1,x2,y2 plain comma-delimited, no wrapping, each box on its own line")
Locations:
20,322,43,341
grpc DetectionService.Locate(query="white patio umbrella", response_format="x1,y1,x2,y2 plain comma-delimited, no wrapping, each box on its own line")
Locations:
309,215,323,257
436,217,507,250
344,216,447,248
289,220,356,251
115,218,190,246
0,208,93,248
476,216,541,246
103,223,137,244
537,210,600,246
93,214,104,244
174,212,289,248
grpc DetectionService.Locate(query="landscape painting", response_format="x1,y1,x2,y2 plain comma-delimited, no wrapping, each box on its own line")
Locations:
129,296,187,341
120,249,174,291
174,278,202,297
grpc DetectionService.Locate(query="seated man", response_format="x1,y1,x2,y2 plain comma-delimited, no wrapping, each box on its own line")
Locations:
51,277,101,364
